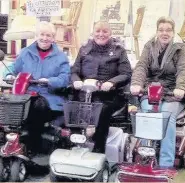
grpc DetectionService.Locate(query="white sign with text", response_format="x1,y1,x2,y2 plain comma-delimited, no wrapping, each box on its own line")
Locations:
26,0,61,17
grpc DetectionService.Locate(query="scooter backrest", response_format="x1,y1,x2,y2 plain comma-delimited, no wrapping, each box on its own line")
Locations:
12,72,32,95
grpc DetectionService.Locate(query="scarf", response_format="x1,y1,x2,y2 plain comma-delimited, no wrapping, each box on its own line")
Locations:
151,38,173,69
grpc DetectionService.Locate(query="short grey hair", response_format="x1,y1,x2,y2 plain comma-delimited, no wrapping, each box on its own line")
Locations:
157,16,175,32
35,21,56,36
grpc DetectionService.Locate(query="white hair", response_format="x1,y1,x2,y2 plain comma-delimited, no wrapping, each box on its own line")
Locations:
35,21,56,36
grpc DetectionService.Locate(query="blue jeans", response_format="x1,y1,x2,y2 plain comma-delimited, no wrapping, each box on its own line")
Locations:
141,99,184,167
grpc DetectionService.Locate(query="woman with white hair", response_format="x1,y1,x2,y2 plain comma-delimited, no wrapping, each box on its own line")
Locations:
5,21,70,153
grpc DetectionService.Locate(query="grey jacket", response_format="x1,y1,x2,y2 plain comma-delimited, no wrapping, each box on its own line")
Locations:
131,37,185,101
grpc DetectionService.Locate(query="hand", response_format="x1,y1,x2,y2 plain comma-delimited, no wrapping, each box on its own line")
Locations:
130,85,142,95
6,75,15,80
73,81,83,90
128,105,138,113
101,82,114,91
38,78,49,84
173,89,185,100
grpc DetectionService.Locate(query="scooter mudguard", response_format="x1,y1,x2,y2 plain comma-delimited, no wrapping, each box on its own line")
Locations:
49,147,107,180
13,73,32,95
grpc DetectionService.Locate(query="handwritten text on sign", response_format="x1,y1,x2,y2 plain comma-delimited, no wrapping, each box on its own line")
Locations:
26,0,61,17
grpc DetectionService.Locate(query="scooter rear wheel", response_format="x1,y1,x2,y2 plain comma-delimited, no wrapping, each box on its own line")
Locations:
93,161,109,182
9,158,27,182
0,158,5,181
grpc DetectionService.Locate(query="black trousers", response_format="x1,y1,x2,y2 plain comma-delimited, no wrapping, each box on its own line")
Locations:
26,96,61,151
71,90,123,153
92,101,122,153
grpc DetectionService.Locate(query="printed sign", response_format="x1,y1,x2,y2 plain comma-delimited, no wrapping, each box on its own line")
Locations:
26,0,61,17
94,0,125,38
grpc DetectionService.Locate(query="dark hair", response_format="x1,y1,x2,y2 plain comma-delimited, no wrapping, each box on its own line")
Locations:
157,16,175,32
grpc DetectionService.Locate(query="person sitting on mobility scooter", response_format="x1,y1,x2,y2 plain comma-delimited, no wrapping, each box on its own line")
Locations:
130,16,185,168
71,20,132,153
4,21,70,154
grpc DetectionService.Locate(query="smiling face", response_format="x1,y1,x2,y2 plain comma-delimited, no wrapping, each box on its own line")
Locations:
157,22,174,47
36,25,55,50
93,22,112,45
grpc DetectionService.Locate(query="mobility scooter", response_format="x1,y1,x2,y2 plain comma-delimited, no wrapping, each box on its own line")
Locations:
116,82,185,182
0,72,66,182
49,79,130,182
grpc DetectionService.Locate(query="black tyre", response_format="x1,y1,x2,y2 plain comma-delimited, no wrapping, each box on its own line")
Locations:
0,158,4,181
50,170,59,182
93,161,109,182
9,159,27,182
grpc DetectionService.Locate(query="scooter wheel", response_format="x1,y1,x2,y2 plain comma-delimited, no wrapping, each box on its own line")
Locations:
9,158,27,182
50,170,59,182
93,161,109,182
0,158,8,181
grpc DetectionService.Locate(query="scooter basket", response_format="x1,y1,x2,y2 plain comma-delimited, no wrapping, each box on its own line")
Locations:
0,94,31,126
63,101,103,128
130,110,171,140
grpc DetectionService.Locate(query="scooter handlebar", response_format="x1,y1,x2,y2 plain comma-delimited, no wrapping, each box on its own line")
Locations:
3,79,48,85
29,79,48,85
124,91,175,97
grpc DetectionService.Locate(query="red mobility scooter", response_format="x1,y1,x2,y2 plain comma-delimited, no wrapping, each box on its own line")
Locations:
0,72,66,182
116,82,185,182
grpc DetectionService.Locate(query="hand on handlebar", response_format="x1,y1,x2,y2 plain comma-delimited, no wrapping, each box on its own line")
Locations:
100,82,114,91
38,78,49,83
73,81,83,90
173,89,185,100
6,75,16,80
130,85,142,96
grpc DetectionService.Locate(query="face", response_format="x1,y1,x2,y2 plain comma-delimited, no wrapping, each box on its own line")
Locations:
93,24,112,45
157,23,174,47
36,27,55,50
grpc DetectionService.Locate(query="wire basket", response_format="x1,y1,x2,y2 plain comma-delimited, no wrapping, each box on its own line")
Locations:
0,94,31,126
63,101,103,128
130,110,171,140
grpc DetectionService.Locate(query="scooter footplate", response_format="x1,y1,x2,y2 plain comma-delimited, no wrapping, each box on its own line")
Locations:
117,171,170,182
117,163,176,183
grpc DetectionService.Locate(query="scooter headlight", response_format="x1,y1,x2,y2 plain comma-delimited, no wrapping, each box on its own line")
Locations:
70,134,86,144
138,146,156,157
6,133,18,142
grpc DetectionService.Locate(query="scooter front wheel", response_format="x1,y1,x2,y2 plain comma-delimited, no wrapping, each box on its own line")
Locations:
9,158,27,182
50,170,59,182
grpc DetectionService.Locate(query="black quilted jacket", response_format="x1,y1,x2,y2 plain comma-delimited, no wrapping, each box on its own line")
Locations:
71,38,132,88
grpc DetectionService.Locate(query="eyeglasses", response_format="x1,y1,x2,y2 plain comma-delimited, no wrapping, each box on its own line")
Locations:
157,29,173,33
